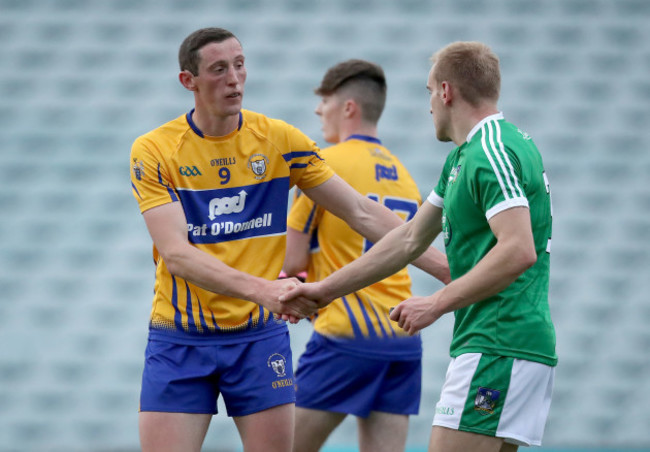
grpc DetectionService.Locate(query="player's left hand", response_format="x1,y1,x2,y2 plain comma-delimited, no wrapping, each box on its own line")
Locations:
389,294,441,335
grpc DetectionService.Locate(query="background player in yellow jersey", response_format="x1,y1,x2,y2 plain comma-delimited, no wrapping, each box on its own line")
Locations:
283,59,450,452
130,28,449,452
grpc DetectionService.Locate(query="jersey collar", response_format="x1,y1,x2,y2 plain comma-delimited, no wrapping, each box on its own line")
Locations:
344,134,382,145
466,112,504,143
186,109,243,138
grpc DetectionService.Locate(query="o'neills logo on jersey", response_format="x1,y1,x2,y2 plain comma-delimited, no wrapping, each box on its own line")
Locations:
248,153,269,180
208,190,247,219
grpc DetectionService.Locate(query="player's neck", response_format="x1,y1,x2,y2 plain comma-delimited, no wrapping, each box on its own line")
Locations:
340,122,378,142
192,108,240,137
451,103,498,145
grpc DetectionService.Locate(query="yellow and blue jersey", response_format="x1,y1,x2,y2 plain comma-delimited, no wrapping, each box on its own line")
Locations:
288,135,421,357
130,109,334,344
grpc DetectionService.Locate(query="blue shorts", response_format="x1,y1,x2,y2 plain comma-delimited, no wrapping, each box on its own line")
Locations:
295,333,422,417
140,331,295,417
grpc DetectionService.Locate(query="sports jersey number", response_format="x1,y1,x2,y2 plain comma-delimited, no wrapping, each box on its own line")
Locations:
219,167,231,185
363,194,419,253
543,171,552,254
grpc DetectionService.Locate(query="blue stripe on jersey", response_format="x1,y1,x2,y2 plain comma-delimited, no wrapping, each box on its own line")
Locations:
132,182,143,199
384,310,398,338
283,150,324,162
309,227,320,252
211,312,221,332
157,164,179,202
303,204,318,233
354,293,378,339
195,293,209,332
342,296,364,338
289,163,309,169
366,297,389,338
184,281,197,333
186,109,243,137
259,305,266,324
178,177,290,244
186,110,204,138
345,134,382,145
171,276,182,331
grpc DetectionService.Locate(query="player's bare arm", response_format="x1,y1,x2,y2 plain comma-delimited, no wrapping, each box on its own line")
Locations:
143,201,317,319
282,226,311,276
301,175,450,283
390,206,537,335
280,201,443,308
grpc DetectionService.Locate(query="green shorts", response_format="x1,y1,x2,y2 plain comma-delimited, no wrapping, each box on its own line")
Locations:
432,353,554,446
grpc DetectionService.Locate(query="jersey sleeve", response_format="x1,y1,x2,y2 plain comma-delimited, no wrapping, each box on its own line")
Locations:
470,142,528,220
287,189,322,235
282,125,334,191
130,135,179,213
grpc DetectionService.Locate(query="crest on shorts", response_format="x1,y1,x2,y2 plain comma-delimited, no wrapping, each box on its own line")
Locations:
248,153,269,180
267,353,287,377
474,387,501,415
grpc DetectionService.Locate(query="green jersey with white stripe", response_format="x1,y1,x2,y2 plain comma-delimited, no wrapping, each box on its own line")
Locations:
429,113,556,366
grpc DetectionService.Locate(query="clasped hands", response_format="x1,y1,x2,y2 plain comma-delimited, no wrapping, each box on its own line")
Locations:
271,278,440,335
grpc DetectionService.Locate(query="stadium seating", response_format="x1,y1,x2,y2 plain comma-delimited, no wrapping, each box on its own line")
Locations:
1,0,649,450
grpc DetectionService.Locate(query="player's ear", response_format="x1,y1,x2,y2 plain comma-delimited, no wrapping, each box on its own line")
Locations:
343,99,357,118
179,70,197,91
441,81,453,105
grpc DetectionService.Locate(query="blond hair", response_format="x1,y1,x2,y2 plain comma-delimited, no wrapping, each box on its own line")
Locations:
430,41,500,106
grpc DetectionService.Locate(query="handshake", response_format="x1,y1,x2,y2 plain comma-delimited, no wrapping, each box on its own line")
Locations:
268,272,438,335
273,272,324,323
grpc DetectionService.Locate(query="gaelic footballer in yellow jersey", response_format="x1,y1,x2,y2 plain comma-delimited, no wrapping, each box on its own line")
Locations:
288,135,421,356
131,109,333,342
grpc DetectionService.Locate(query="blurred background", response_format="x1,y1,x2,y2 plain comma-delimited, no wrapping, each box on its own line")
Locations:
1,0,649,451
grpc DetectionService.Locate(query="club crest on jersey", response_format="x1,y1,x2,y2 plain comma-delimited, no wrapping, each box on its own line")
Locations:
267,353,287,377
448,165,462,185
132,158,145,181
474,387,501,415
248,153,269,180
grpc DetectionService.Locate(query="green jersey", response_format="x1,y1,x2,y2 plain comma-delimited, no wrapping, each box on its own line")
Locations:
428,113,557,366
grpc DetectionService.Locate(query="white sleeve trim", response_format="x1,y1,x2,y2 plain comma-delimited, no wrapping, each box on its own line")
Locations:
485,197,529,220
427,190,444,208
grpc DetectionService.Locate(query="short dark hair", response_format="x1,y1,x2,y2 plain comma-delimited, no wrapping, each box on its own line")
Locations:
430,41,500,106
178,27,240,75
315,59,387,124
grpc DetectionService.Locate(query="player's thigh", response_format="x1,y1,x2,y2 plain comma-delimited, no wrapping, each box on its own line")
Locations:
429,425,505,452
293,407,346,452
139,411,212,452
357,411,409,452
233,403,294,452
